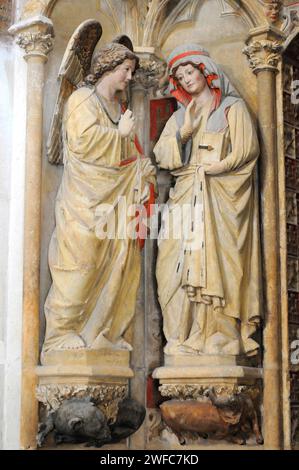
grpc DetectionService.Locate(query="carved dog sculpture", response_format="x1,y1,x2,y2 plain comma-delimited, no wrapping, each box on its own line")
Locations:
37,397,145,447
160,390,264,445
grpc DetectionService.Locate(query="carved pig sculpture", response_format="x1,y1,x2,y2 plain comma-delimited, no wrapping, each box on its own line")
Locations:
160,390,264,445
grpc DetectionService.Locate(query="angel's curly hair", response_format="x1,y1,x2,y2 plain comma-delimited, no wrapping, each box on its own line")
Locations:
84,42,139,86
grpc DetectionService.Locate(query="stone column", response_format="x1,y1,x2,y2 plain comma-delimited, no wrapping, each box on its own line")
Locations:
9,16,54,450
130,49,165,449
243,27,285,450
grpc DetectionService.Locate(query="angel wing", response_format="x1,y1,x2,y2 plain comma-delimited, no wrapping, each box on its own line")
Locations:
47,19,102,165
112,34,134,52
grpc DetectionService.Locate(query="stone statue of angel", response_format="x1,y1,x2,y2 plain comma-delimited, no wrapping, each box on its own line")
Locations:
41,20,156,360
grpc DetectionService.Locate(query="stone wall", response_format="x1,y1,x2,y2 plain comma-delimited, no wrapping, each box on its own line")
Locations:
0,0,27,450
0,7,14,451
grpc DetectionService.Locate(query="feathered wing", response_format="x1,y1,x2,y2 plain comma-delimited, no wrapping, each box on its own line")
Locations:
47,19,102,165
112,34,134,51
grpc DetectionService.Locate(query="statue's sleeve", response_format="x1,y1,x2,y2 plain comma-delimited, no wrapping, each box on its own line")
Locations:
64,91,121,162
153,114,184,170
222,100,259,172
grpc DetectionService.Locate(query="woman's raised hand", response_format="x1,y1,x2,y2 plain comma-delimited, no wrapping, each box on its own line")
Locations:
118,109,135,137
180,99,201,143
184,99,196,129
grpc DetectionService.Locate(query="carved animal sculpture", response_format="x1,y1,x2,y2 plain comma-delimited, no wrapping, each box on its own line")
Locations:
109,398,146,442
160,390,264,446
37,397,145,447
37,397,111,447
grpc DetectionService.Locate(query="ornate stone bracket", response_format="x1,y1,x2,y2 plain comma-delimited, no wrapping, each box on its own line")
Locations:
243,39,283,73
159,383,260,401
36,384,128,424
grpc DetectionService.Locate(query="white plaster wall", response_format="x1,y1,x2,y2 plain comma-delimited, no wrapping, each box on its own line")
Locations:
2,42,27,450
0,0,27,450
0,35,13,449
0,41,12,337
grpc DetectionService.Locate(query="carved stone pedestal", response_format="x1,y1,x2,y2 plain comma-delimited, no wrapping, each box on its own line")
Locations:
36,349,133,423
153,358,262,398
152,355,263,447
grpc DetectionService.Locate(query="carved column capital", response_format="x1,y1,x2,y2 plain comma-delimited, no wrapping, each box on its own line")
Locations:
243,39,283,73
9,15,54,62
133,48,166,90
16,31,53,60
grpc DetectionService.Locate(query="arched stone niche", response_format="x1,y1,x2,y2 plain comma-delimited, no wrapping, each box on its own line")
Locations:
40,0,260,347
21,0,266,26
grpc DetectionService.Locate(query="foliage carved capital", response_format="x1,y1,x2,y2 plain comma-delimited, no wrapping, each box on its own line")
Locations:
243,39,283,73
133,56,166,89
16,31,53,60
159,383,260,400
36,384,128,422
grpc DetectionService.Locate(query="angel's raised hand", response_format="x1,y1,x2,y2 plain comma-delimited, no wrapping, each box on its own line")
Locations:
118,109,135,137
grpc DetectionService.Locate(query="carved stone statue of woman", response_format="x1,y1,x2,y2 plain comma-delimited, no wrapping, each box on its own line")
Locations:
41,27,156,359
154,44,262,357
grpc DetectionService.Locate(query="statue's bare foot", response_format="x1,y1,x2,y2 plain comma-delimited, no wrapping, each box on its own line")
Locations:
56,333,86,350
91,333,132,351
204,333,229,354
177,344,199,356
92,334,112,349
222,339,240,355
115,337,133,351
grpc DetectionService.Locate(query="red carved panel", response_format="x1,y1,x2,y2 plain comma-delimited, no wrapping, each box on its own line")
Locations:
150,98,177,143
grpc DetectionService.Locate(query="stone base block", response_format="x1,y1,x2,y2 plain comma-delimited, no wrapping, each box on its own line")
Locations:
36,349,133,421
164,353,250,367
153,363,262,399
38,348,133,384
